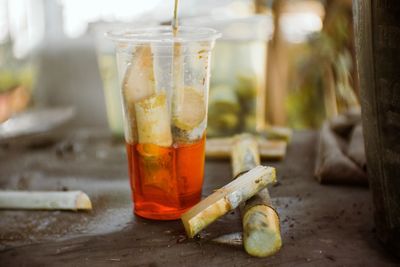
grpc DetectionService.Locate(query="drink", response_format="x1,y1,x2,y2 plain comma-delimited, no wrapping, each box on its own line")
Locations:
126,135,205,220
107,26,220,220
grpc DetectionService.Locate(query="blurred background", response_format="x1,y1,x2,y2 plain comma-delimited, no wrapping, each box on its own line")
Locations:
0,0,358,137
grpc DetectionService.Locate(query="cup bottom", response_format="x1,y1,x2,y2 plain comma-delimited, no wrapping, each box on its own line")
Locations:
133,202,193,220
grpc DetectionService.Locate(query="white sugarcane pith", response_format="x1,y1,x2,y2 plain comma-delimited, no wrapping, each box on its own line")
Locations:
242,203,281,257
0,191,92,211
135,92,173,147
181,165,276,238
205,136,287,160
173,87,206,131
232,134,282,257
123,45,156,103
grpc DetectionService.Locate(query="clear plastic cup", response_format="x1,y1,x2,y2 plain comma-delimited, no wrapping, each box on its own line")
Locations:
107,26,220,220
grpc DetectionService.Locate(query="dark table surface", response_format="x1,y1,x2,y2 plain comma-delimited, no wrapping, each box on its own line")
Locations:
0,129,399,266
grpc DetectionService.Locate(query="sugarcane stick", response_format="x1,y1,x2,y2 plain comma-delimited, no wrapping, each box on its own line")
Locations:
0,191,92,211
206,136,287,160
181,165,276,238
232,134,282,257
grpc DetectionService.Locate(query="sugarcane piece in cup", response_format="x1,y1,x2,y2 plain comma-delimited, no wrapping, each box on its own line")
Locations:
122,44,162,143
123,45,156,103
234,74,258,101
173,86,206,131
208,85,241,135
135,92,172,147
122,43,173,147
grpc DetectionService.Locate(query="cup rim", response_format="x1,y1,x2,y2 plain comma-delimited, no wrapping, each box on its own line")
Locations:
105,26,221,44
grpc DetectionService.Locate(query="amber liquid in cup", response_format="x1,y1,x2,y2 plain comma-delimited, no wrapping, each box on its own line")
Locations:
126,135,205,220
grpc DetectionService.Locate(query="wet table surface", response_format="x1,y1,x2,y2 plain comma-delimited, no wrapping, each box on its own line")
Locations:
0,129,399,266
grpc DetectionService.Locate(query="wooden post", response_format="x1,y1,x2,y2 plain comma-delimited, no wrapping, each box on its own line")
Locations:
353,0,400,255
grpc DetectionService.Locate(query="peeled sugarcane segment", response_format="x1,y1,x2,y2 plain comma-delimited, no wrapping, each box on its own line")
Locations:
122,42,172,146
135,92,172,147
205,136,287,160
173,87,206,131
0,190,92,211
122,45,158,142
181,165,276,238
123,45,156,102
232,134,282,257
